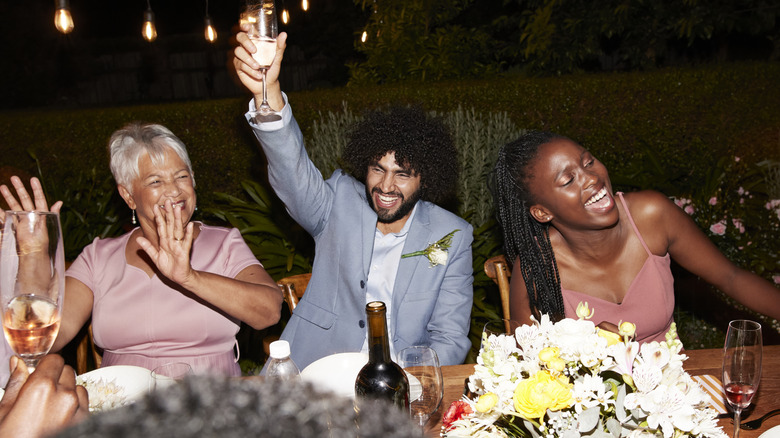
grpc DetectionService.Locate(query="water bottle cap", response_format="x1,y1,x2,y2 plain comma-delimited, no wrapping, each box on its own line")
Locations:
269,340,291,359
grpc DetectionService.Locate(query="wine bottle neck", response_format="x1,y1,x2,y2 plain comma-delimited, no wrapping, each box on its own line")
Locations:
365,302,391,363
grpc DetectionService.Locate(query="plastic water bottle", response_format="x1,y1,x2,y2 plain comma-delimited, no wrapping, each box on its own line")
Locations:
266,340,301,381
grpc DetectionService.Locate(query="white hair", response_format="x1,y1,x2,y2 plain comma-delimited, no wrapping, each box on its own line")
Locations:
108,122,195,192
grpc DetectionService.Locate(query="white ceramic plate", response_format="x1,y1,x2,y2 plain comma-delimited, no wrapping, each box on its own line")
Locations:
76,365,153,412
759,424,780,438
300,352,422,401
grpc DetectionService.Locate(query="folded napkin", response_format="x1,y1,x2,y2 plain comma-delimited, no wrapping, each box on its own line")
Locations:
693,374,728,414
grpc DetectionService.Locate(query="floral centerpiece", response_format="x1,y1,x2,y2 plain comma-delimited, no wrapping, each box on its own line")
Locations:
442,304,727,438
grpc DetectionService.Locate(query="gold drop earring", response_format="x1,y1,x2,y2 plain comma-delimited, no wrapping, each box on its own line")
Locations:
132,209,137,225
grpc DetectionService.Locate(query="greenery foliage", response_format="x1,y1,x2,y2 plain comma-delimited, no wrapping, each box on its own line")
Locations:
348,0,780,80
349,0,500,84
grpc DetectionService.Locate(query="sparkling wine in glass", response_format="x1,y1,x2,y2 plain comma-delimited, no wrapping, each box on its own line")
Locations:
397,346,443,430
242,0,281,123
722,319,762,438
0,211,65,372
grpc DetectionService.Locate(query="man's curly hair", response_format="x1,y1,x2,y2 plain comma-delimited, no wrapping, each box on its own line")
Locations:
343,105,458,205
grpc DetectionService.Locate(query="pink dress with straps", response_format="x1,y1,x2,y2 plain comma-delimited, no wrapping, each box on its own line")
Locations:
66,223,261,376
561,192,675,344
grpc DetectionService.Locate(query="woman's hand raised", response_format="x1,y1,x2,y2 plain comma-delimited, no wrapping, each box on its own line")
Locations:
0,176,62,214
135,199,195,285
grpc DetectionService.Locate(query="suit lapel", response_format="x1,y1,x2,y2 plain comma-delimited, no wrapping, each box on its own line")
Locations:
392,202,433,308
361,191,377,279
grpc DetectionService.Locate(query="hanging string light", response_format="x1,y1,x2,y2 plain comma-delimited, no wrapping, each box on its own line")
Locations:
302,0,309,11
54,0,74,34
204,0,217,42
361,0,378,44
142,0,157,42
279,0,290,24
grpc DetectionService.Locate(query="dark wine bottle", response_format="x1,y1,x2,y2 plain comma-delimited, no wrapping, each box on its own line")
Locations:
354,301,410,410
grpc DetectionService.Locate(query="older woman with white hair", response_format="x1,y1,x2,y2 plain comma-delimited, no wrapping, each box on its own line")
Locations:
0,122,283,377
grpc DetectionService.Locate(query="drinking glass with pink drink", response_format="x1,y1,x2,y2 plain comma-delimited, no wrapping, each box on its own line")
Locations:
722,319,762,438
1,211,65,372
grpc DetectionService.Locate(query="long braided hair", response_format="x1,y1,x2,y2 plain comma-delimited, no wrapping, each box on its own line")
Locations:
492,131,567,321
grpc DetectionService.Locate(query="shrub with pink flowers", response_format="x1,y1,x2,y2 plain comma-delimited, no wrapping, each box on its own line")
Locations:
669,156,780,284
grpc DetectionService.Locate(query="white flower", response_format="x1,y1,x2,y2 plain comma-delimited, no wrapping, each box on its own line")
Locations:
572,374,613,413
402,229,459,267
428,247,449,266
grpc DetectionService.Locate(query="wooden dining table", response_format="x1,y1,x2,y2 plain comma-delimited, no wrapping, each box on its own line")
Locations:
427,344,780,437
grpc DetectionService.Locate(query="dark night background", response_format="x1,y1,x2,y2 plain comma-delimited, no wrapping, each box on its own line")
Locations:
0,0,364,109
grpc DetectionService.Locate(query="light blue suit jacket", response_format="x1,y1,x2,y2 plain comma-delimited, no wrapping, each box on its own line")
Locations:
250,102,474,370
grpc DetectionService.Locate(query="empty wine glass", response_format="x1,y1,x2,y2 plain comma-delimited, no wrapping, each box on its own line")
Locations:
151,362,193,391
0,211,65,372
241,0,281,123
397,346,443,430
722,319,762,438
481,318,521,351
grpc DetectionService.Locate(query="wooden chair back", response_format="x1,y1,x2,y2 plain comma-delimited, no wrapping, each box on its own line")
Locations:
263,273,312,355
277,273,311,312
483,255,513,333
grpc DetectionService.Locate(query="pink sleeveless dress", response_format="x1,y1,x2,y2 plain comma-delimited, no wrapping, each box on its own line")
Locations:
561,192,675,344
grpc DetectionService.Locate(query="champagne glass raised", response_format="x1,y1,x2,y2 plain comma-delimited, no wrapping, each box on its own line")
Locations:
722,319,762,438
242,0,282,123
0,211,65,372
397,346,444,430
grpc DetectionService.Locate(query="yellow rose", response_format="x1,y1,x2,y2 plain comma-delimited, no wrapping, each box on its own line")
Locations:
475,392,499,413
513,371,573,421
597,328,621,346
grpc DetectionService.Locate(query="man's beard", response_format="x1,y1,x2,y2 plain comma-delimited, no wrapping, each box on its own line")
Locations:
367,187,422,224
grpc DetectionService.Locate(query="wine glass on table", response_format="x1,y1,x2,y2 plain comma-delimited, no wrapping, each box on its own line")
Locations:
397,346,443,431
0,211,65,372
481,318,521,351
241,0,282,123
722,319,762,438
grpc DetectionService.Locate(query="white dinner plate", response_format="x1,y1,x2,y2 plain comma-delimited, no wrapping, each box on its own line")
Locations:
300,352,422,401
76,365,153,412
759,424,780,438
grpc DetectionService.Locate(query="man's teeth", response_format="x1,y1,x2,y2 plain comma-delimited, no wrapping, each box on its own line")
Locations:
585,188,607,206
378,194,397,203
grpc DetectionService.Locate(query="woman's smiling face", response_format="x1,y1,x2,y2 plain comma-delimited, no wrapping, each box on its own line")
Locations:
124,147,196,229
525,138,618,230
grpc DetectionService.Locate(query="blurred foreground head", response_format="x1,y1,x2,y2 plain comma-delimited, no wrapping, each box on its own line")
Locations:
56,376,424,438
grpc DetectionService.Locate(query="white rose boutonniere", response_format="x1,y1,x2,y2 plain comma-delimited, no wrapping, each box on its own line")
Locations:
402,229,460,267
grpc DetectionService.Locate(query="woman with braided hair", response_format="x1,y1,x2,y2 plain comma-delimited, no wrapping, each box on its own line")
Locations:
493,131,780,343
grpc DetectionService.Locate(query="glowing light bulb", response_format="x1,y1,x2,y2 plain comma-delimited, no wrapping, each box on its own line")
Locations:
204,16,217,42
54,0,74,34
302,0,309,11
143,9,157,42
281,9,289,24
361,30,367,43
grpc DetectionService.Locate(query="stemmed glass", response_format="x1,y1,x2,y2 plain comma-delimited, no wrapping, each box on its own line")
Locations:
397,346,443,430
151,362,193,391
242,0,282,123
722,319,762,438
481,318,521,351
0,211,65,372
